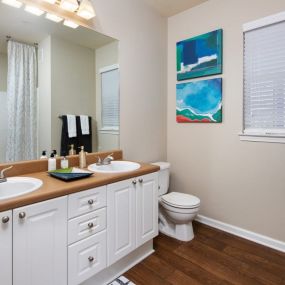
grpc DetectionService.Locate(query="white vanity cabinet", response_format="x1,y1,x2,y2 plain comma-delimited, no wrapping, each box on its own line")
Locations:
13,197,68,285
107,179,136,265
136,172,158,247
0,210,12,285
68,186,107,285
107,172,158,266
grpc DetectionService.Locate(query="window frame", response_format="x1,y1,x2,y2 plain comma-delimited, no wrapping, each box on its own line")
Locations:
240,11,285,144
99,64,120,134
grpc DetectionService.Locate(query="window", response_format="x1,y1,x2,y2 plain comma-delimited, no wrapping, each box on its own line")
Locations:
240,12,285,143
100,64,119,132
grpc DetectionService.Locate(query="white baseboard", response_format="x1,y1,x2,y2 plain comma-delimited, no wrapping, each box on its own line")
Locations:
195,215,285,253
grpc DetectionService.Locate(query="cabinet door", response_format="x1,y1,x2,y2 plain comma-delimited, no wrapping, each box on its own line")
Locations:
0,210,12,285
13,197,68,285
136,172,158,247
107,179,136,266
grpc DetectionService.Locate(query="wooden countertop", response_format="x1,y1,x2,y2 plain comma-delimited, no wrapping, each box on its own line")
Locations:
0,163,160,212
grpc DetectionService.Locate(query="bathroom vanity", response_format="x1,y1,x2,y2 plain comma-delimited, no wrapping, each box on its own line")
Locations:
0,152,160,285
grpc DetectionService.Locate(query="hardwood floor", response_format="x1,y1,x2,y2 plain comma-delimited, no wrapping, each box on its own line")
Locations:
125,222,285,285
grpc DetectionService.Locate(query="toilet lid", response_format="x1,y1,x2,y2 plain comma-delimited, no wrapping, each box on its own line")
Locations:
162,192,200,208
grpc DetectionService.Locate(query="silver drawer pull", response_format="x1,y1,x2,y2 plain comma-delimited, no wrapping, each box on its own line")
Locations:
88,256,94,262
88,199,94,205
138,178,143,183
2,216,10,224
88,222,94,229
19,212,26,219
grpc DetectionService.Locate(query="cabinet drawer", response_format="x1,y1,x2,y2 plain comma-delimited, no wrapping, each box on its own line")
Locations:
68,186,106,219
68,230,107,285
68,208,106,245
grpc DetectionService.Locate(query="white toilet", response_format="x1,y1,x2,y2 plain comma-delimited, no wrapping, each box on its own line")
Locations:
153,162,200,242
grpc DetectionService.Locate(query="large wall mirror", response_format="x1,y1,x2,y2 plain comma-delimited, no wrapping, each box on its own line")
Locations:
0,2,120,163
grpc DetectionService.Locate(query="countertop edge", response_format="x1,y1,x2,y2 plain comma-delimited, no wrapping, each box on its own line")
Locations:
0,163,160,212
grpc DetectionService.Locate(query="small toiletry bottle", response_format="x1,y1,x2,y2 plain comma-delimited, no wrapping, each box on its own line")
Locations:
69,144,76,156
40,150,47,159
79,146,87,168
53,149,58,157
48,153,57,171
61,157,69,169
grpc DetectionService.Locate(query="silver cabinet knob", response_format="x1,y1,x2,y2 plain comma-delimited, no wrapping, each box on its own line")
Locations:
88,256,94,262
88,222,94,229
138,178,143,183
88,199,94,205
2,216,9,224
132,180,137,185
19,212,26,219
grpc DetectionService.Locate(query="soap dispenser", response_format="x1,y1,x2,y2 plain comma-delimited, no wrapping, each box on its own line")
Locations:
48,153,57,171
69,144,76,156
79,146,87,168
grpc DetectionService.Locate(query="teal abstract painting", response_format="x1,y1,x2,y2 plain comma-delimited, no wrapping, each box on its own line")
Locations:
176,78,222,123
177,29,223,81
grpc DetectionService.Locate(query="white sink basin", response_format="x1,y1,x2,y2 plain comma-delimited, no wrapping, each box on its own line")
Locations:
0,177,43,201
88,161,141,174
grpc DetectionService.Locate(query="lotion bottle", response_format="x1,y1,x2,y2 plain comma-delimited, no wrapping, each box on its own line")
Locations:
48,153,57,171
79,146,87,168
61,157,69,169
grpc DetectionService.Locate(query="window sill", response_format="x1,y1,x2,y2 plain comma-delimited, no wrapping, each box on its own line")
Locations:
239,132,285,144
99,127,119,135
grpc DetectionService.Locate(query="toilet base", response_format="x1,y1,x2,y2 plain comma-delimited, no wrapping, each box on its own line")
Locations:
159,211,195,242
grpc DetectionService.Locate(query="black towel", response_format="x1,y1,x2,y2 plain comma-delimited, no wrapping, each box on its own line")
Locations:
60,115,92,156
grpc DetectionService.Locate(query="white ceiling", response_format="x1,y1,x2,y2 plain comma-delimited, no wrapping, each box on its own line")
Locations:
0,3,116,53
143,0,208,17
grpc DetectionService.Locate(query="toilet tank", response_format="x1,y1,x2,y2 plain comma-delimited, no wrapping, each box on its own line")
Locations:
152,162,170,196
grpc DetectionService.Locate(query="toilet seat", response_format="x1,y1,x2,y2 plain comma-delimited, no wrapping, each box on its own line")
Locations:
161,192,200,209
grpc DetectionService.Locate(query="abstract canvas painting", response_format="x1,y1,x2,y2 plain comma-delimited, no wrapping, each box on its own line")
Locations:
176,78,222,123
177,29,223,81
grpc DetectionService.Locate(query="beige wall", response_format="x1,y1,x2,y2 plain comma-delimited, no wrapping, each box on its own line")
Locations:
95,41,119,152
167,0,285,241
51,36,96,154
91,0,167,162
38,36,52,156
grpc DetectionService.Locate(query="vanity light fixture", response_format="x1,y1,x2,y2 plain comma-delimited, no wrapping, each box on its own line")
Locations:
45,13,63,22
63,19,79,29
60,0,78,12
43,0,57,4
24,5,44,16
1,0,22,8
77,0,95,20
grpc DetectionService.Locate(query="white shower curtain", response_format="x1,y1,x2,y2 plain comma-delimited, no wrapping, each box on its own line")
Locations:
6,41,38,162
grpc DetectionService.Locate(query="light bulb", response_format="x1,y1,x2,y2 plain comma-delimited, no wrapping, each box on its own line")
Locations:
46,13,63,23
63,19,79,29
24,5,45,16
60,0,78,12
77,0,95,20
1,0,22,8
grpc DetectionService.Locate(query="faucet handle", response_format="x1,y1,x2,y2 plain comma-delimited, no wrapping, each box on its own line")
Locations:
0,166,13,179
96,156,102,165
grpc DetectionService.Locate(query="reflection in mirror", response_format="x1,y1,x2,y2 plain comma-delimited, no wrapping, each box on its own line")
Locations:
0,2,119,163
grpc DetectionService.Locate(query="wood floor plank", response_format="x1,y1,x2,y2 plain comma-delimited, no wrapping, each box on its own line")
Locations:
124,222,285,285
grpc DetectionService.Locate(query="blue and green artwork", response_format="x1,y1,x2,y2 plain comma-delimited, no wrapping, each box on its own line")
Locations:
177,29,223,81
176,78,222,123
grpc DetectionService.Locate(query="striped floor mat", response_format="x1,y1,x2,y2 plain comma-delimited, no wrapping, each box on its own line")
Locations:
109,275,135,285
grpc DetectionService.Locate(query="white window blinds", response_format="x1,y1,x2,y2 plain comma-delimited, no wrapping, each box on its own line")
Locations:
243,19,285,135
101,66,119,129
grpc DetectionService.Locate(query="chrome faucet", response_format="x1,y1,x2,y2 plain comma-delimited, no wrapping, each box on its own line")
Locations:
0,166,13,183
96,153,114,166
